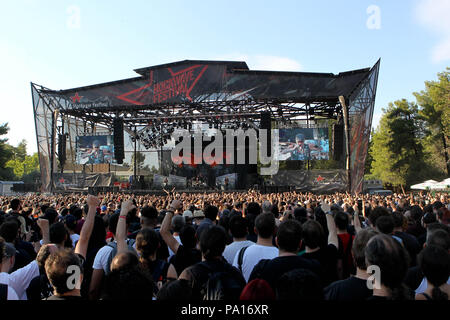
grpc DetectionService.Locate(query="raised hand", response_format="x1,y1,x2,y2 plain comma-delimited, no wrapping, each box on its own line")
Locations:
121,199,136,215
87,194,101,208
169,199,183,212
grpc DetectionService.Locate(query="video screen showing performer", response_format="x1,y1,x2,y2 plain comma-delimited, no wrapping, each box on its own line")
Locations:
279,128,329,161
76,135,115,164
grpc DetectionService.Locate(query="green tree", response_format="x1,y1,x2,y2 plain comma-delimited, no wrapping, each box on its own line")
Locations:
370,100,434,192
14,140,27,162
5,141,40,181
0,123,15,180
413,68,450,175
131,152,146,173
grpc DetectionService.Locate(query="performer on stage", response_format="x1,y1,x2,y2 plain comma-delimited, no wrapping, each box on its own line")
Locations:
162,177,175,195
82,140,105,164
281,133,311,160
224,176,229,191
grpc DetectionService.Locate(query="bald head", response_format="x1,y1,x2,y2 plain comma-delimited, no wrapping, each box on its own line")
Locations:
110,251,138,272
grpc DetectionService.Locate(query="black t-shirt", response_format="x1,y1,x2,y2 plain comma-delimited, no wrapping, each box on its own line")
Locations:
248,255,324,290
188,258,246,300
302,244,338,286
394,231,420,266
34,253,86,301
12,240,36,272
404,266,423,291
366,295,389,301
324,276,373,301
26,273,53,301
169,244,202,277
46,295,85,301
143,259,170,283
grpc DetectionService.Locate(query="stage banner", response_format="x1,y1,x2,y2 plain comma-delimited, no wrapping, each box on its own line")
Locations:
271,170,347,193
55,61,371,110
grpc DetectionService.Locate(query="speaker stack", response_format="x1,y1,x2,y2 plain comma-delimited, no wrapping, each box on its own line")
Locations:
113,117,124,164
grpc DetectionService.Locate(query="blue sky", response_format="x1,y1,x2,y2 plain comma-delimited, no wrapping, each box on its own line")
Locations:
1,0,449,154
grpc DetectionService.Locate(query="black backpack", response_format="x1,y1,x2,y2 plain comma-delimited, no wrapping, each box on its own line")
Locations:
151,259,170,295
237,245,250,274
105,239,136,275
197,261,245,300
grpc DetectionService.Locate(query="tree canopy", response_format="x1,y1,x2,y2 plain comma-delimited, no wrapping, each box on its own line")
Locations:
368,68,449,191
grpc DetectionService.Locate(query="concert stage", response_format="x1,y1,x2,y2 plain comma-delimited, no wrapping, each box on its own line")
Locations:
32,59,379,194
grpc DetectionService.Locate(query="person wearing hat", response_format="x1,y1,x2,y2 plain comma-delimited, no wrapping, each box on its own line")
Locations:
282,133,311,160
192,210,205,226
182,210,193,225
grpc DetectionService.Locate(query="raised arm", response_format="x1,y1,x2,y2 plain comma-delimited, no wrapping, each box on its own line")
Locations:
75,195,100,259
160,199,183,255
116,199,135,254
36,218,50,246
326,213,339,249
352,203,362,234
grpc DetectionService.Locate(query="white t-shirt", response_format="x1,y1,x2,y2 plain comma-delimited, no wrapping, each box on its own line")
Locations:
92,240,136,273
70,233,80,248
1,260,39,300
168,235,182,259
223,240,255,265
0,273,19,300
415,276,450,294
232,244,278,282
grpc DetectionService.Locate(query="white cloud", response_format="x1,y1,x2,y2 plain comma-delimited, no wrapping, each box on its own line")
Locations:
213,53,302,72
415,0,450,63
431,37,450,63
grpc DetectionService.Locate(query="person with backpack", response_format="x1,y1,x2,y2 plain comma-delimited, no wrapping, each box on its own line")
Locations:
135,228,169,293
128,205,169,261
223,215,254,265
179,225,246,300
232,213,278,282
89,203,136,300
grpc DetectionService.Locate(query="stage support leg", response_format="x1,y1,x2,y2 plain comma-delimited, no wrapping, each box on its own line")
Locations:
339,96,351,193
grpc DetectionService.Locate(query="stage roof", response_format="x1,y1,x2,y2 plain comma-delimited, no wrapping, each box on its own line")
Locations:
41,59,376,111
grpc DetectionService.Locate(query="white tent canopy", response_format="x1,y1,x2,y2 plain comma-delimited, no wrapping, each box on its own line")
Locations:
429,178,450,190
410,179,439,190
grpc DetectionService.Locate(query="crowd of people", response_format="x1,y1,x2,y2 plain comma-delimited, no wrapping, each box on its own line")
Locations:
0,189,448,301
